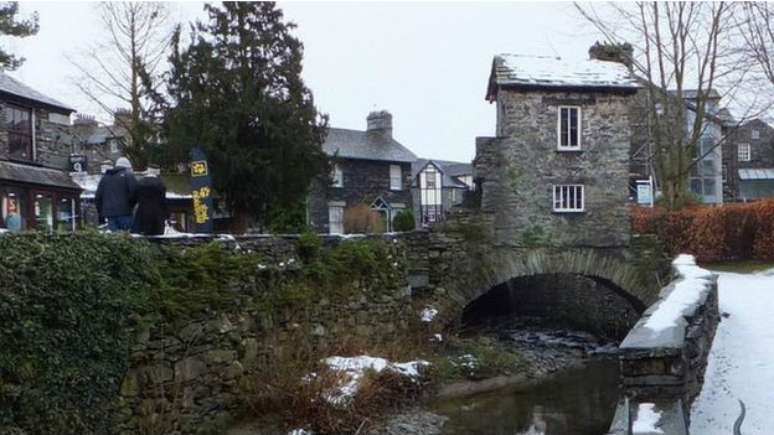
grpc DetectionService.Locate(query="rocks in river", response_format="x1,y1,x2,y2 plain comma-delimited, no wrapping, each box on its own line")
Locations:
366,410,448,435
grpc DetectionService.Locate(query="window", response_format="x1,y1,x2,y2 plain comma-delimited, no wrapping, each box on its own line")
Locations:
553,184,584,212
332,164,343,187
5,105,33,161
557,106,581,150
1,191,25,232
752,129,760,140
109,139,119,153
56,197,76,232
33,193,53,231
390,164,402,191
722,164,728,183
738,143,751,162
328,204,344,234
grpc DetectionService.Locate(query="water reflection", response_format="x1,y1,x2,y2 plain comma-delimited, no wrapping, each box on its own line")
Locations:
432,359,619,435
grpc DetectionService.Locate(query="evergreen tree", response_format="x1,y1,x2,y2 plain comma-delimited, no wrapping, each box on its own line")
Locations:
0,2,38,70
164,2,329,230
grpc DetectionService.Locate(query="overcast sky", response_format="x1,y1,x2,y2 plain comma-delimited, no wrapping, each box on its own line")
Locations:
8,2,602,163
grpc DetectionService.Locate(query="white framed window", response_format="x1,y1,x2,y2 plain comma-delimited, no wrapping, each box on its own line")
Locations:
553,184,584,212
109,139,119,153
752,129,760,140
722,164,728,183
389,164,402,191
738,143,751,162
328,204,344,234
332,164,343,187
557,106,581,150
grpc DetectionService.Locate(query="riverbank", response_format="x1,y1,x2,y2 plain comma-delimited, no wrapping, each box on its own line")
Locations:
228,318,620,435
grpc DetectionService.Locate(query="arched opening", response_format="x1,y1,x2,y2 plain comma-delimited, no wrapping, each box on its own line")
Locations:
462,273,643,341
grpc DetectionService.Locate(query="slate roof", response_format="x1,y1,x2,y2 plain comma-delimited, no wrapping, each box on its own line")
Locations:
84,125,127,145
669,89,721,100
0,72,74,113
739,168,774,180
0,160,82,190
487,54,640,98
323,127,417,163
411,159,472,189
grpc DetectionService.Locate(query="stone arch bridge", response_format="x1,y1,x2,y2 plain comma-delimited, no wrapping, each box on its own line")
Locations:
400,212,673,334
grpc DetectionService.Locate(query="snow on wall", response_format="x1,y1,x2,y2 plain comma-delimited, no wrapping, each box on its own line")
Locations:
621,254,716,349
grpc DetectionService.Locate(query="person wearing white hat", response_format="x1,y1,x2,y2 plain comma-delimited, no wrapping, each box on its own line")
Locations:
95,157,137,231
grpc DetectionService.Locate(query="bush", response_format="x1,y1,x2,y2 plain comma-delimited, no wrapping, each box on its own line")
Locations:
297,230,323,263
392,209,416,232
631,199,774,263
0,232,159,434
343,204,385,234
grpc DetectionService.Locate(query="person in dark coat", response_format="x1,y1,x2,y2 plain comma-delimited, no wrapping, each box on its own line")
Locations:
131,167,168,236
95,157,137,231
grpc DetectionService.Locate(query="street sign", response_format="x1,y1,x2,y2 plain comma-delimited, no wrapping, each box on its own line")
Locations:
190,147,214,233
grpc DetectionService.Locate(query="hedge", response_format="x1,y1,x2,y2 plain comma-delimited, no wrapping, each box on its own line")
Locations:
0,232,159,434
631,199,774,263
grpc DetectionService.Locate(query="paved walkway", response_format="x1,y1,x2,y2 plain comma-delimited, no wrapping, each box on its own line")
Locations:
691,269,774,434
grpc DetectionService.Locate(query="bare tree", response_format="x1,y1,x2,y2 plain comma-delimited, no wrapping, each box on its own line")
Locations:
69,2,171,169
577,2,762,208
740,2,774,88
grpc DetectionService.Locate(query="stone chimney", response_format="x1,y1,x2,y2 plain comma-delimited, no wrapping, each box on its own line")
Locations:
366,110,392,139
588,41,633,67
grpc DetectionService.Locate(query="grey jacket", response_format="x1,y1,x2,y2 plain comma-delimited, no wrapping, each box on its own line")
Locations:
95,167,137,219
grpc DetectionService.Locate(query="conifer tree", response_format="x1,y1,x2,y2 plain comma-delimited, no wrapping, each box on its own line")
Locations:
164,2,329,230
0,2,38,70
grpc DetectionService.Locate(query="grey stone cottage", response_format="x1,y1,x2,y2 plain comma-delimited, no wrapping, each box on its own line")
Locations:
474,53,640,247
722,118,774,201
308,110,416,234
0,72,82,232
411,159,473,227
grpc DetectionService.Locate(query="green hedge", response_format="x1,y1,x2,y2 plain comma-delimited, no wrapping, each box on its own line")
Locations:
0,232,158,434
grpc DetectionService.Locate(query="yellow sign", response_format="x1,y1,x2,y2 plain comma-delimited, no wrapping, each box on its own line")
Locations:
191,161,209,177
192,186,211,224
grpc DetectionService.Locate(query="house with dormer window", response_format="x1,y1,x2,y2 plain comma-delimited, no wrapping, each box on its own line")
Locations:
308,110,417,234
0,73,81,232
475,53,640,247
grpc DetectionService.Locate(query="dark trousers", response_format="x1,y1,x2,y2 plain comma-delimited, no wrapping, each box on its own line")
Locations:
107,215,133,231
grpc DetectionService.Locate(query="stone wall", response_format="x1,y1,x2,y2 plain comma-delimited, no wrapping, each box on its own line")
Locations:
0,104,72,170
608,256,720,434
475,89,634,248
114,233,420,434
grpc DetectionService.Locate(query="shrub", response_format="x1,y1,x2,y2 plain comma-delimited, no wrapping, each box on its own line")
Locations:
0,232,158,434
297,230,323,263
343,204,385,234
392,209,416,232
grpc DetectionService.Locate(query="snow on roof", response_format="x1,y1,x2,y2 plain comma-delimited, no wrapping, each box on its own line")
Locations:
488,54,640,97
739,168,774,180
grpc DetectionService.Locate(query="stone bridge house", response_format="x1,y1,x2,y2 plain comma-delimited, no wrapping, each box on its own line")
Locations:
0,72,82,232
308,110,417,234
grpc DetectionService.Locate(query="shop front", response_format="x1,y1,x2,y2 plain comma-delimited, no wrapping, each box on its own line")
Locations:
0,161,82,232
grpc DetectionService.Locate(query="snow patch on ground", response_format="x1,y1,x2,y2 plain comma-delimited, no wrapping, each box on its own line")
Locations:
632,403,663,433
643,255,713,332
321,356,429,405
691,269,774,434
287,429,313,435
420,307,438,322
